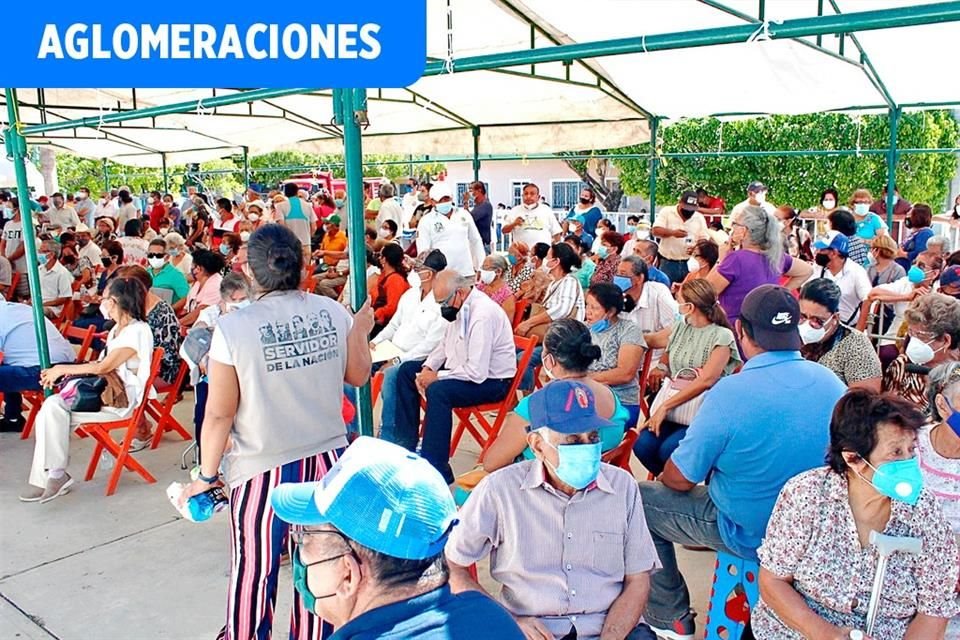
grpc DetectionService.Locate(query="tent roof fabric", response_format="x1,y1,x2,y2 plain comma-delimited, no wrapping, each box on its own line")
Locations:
2,0,957,166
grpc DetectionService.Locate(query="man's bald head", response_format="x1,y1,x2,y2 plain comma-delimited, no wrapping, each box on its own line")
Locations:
433,269,474,303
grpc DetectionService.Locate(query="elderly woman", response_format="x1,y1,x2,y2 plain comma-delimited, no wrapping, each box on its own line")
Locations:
590,229,625,285
635,279,741,475
799,278,882,391
883,293,960,410
504,241,534,294
477,254,515,322
585,282,646,428
94,216,116,246
164,231,193,282
754,390,959,639
850,188,887,241
868,234,906,286
707,205,813,324
20,278,154,503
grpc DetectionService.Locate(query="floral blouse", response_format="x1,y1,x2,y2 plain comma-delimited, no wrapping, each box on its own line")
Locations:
590,254,621,286
754,467,958,640
147,300,183,384
478,281,513,305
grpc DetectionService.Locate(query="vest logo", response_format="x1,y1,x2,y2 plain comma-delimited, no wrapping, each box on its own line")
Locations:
260,310,339,372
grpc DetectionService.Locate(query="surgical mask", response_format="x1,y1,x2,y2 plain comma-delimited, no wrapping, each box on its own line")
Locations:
626,225,636,235
407,271,422,288
147,257,165,269
597,246,609,259
334,198,345,208
591,318,610,333
906,336,940,365
377,228,390,239
248,213,260,222
892,194,899,206
226,300,251,311
686,256,701,273
2,207,13,219
853,202,870,216
861,457,923,506
523,202,538,211
99,301,111,319
240,232,251,243
541,439,602,490
147,197,155,205
822,199,836,210
613,275,632,292
798,321,827,345
159,228,170,236
169,249,180,257
753,192,767,204
907,265,925,284
435,202,454,215
219,244,231,256
37,253,49,266
416,192,426,202
542,355,558,380
541,259,556,273
478,269,496,285
506,254,518,266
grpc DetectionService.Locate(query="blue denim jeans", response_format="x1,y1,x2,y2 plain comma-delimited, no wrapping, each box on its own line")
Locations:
519,346,543,392
378,359,423,444
633,420,687,476
0,364,42,420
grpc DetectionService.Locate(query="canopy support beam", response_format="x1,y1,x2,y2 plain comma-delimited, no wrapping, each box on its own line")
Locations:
4,88,51,373
333,88,373,438
242,146,250,191
826,0,897,109
472,127,481,183
102,158,109,192
885,107,901,230
649,117,660,223
161,154,169,193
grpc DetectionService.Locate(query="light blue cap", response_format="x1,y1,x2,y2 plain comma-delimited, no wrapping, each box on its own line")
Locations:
271,437,458,560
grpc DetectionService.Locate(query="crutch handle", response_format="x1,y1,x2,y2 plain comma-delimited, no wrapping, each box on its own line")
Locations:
868,531,923,556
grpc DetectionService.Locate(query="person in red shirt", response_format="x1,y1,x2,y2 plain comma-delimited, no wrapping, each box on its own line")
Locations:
372,243,411,338
148,190,167,232
696,188,726,222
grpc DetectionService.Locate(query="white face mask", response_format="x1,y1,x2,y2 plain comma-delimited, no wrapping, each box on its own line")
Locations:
478,269,496,285
240,231,251,243
906,337,940,365
248,213,260,222
226,300,251,312
147,197,155,205
523,202,538,211
159,227,169,236
543,356,558,380
378,228,390,238
754,191,767,204
99,301,112,320
822,199,836,210
686,256,701,273
147,257,165,269
798,321,827,345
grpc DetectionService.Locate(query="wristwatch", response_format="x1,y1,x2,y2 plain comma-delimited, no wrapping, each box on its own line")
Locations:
391,357,402,366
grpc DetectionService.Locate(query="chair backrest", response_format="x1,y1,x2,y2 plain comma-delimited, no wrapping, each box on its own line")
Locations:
150,287,174,304
602,428,639,471
61,324,98,362
507,334,539,403
4,272,19,301
512,298,530,330
131,348,165,422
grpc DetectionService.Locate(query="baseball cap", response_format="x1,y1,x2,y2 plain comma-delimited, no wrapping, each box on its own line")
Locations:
429,182,453,202
747,181,767,193
680,190,699,213
739,284,802,351
526,380,615,435
813,230,850,256
326,214,341,225
415,249,447,272
940,265,960,290
271,437,458,560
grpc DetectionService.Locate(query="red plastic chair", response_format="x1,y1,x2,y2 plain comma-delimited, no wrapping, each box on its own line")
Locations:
4,272,19,301
511,299,530,330
637,349,654,419
602,428,639,472
74,348,164,496
449,335,538,461
147,360,192,449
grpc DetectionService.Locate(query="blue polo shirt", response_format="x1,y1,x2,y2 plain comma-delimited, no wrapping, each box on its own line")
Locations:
330,584,524,640
648,265,671,288
670,350,846,560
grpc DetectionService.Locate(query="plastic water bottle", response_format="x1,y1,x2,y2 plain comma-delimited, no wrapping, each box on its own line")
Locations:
187,486,229,522
100,451,114,470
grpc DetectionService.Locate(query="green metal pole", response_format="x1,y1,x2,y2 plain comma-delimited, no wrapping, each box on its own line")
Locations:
335,88,374,437
885,107,901,230
161,154,169,193
102,158,110,192
648,117,660,224
4,88,51,372
472,127,481,183
242,146,250,191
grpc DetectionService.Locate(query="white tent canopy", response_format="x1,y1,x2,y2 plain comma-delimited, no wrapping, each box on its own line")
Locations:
0,155,44,191
2,0,957,166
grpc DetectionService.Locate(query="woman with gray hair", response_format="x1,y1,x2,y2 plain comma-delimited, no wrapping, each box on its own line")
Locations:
706,205,813,323
164,231,193,282
477,253,516,322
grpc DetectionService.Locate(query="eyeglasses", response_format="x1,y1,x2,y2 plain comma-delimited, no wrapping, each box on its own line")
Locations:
147,253,165,259
290,528,360,565
907,328,939,343
799,312,834,329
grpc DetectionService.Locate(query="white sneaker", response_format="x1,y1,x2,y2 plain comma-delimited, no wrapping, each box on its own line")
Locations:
129,438,150,453
39,473,74,503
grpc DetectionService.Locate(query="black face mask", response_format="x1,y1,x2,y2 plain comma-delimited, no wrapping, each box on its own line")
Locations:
440,304,460,322
101,256,113,267
680,208,694,220
579,197,591,205
814,253,830,267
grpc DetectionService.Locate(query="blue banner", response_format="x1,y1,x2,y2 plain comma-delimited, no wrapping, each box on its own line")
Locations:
3,0,425,88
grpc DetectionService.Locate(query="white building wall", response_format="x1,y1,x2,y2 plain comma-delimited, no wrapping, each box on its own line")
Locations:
443,160,581,209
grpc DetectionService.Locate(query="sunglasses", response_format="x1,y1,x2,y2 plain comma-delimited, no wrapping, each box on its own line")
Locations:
147,253,166,259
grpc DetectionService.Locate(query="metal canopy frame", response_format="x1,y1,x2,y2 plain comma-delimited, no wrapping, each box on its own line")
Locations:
6,1,960,437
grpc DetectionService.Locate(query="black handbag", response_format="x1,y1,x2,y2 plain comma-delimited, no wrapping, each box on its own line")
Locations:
63,376,108,412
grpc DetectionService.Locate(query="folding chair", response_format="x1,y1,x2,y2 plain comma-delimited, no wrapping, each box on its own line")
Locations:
511,299,529,330
371,370,384,406
20,325,98,440
4,272,19,301
449,334,538,461
638,349,654,419
147,360,192,449
601,428,639,472
74,348,164,496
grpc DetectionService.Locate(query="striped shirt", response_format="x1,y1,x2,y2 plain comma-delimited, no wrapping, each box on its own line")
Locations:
445,460,661,639
543,274,585,321
918,425,960,533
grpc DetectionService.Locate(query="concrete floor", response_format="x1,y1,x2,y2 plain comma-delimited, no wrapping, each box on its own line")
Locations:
0,393,714,640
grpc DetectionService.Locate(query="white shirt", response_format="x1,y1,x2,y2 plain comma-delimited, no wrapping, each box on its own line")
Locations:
874,277,915,345
729,199,777,224
1,219,26,272
622,280,678,362
371,285,445,362
376,198,403,231
78,240,102,266
654,206,709,261
45,206,80,230
39,261,74,315
104,321,156,412
507,203,562,247
812,259,872,322
94,200,116,220
74,198,96,226
416,208,486,277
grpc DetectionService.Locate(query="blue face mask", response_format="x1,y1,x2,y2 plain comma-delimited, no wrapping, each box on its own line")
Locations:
863,457,923,506
334,199,344,208
626,225,636,234
435,202,454,215
597,246,609,259
219,244,231,256
945,397,960,438
542,439,602,490
613,275,632,292
291,548,317,613
37,253,49,266
506,254,518,266
907,265,925,284
853,202,870,216
591,318,610,333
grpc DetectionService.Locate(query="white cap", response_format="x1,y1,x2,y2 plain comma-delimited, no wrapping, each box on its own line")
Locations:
429,182,453,202
74,222,91,233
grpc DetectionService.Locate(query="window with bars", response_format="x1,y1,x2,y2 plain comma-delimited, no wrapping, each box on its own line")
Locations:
551,180,587,211
510,180,532,207
456,182,490,208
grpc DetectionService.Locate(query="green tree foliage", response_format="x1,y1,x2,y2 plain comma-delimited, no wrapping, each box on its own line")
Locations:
616,111,960,211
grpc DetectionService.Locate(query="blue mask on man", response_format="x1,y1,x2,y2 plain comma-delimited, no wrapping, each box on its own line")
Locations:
542,439,602,490
907,265,925,284
613,275,632,292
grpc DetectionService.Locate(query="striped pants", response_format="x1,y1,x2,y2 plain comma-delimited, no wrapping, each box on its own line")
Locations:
218,451,340,640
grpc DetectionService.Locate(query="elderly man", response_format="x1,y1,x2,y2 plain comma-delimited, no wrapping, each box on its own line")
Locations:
35,239,73,319
44,192,80,234
416,183,485,278
93,191,116,222
811,230,871,324
617,256,677,361
926,235,952,261
373,249,448,445
638,286,846,639
375,183,403,232
447,380,661,640
271,437,523,639
0,300,77,431
632,240,673,288
651,191,710,283
73,223,101,266
502,183,562,248
393,269,517,483
73,188,96,227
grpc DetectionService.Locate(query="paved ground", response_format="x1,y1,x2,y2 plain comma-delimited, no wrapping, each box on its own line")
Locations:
0,393,714,640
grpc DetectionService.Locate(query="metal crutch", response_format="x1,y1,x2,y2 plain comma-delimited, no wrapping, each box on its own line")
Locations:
865,531,923,636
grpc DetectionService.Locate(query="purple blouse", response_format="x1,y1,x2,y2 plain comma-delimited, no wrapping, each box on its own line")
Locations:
717,250,793,322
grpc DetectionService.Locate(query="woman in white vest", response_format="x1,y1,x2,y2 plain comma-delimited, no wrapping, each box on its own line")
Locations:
179,224,374,640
